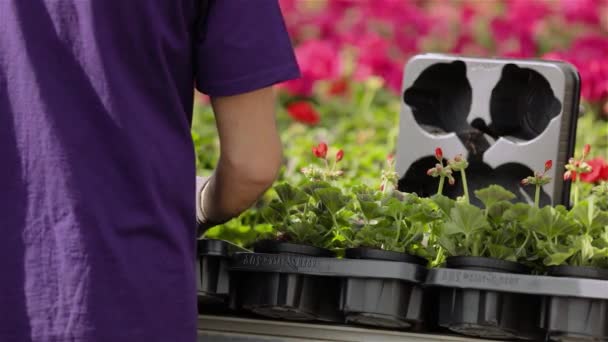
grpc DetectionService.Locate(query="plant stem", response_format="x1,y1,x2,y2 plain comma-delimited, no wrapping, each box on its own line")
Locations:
437,176,445,195
360,87,377,120
534,185,541,208
574,174,580,205
433,247,445,267
461,169,470,204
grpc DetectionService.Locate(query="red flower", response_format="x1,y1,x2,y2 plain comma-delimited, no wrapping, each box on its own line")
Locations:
544,160,553,172
581,158,608,183
286,101,320,125
336,149,344,162
435,148,443,161
328,78,349,96
312,143,328,159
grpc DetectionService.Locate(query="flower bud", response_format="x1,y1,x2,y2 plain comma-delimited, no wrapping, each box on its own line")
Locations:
435,148,443,161
336,149,344,162
521,178,530,186
583,144,591,158
448,176,455,185
544,160,553,172
427,168,435,176
563,171,572,181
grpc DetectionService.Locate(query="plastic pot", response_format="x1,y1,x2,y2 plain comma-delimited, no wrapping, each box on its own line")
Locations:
230,240,342,323
435,256,543,340
339,248,427,330
543,266,608,341
197,239,246,313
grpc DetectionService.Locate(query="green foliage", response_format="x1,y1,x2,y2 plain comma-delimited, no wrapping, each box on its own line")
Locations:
434,185,532,263
258,181,354,250
349,186,442,258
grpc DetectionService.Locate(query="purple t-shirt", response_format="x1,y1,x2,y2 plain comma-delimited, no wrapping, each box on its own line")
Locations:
0,1,299,341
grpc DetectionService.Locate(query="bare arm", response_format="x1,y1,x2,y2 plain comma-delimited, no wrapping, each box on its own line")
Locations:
197,86,282,232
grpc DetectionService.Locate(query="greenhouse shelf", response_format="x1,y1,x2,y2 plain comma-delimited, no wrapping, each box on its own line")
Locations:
197,315,495,342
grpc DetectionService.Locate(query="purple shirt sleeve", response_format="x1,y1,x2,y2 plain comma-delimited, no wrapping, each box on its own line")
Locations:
194,0,301,96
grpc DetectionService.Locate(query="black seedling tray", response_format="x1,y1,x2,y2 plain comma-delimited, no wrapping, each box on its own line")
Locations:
396,54,581,207
542,266,608,341
339,248,428,330
428,257,543,340
228,242,427,329
197,239,247,313
229,240,342,322
426,262,608,341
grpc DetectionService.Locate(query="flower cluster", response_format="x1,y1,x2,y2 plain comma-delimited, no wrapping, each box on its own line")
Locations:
521,159,554,207
426,148,472,202
301,142,345,181
278,0,608,112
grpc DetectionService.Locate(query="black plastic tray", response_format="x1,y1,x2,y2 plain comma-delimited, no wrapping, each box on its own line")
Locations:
229,246,427,326
339,248,428,330
428,257,543,340
543,266,608,341
197,239,247,313
426,265,608,341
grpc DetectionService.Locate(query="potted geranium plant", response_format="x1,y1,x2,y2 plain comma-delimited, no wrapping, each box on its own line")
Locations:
527,146,608,340
230,142,350,322
428,148,545,340
338,155,442,329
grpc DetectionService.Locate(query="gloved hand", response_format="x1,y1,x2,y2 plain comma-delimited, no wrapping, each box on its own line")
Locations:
196,176,227,237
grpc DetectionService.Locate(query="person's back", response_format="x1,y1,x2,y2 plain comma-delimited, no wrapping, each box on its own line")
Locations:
0,1,298,341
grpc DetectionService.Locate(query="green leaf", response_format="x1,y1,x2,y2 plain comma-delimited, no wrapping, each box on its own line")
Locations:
487,201,513,222
260,199,286,225
474,185,516,209
503,203,532,223
444,202,489,236
543,244,577,266
431,194,455,217
301,181,332,198
314,187,350,215
488,244,516,261
570,199,608,235
524,206,580,240
274,183,310,208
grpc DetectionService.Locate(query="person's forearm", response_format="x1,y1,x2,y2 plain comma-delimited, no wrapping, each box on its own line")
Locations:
197,86,283,232
202,148,281,223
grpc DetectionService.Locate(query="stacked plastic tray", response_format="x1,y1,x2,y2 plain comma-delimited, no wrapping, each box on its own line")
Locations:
395,54,580,206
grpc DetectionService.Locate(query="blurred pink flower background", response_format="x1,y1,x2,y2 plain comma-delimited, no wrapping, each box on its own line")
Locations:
278,0,608,115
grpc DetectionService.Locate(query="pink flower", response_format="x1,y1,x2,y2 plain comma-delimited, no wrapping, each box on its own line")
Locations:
281,40,341,97
560,0,604,26
543,35,608,103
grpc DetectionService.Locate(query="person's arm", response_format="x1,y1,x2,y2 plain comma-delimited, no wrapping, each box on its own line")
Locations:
197,87,282,231
192,0,300,235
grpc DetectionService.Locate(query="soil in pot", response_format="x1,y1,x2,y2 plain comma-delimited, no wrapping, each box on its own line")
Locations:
230,240,342,323
543,266,608,341
340,247,427,330
437,256,543,340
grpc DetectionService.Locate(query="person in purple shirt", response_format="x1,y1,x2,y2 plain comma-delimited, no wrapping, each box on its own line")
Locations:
0,1,300,341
